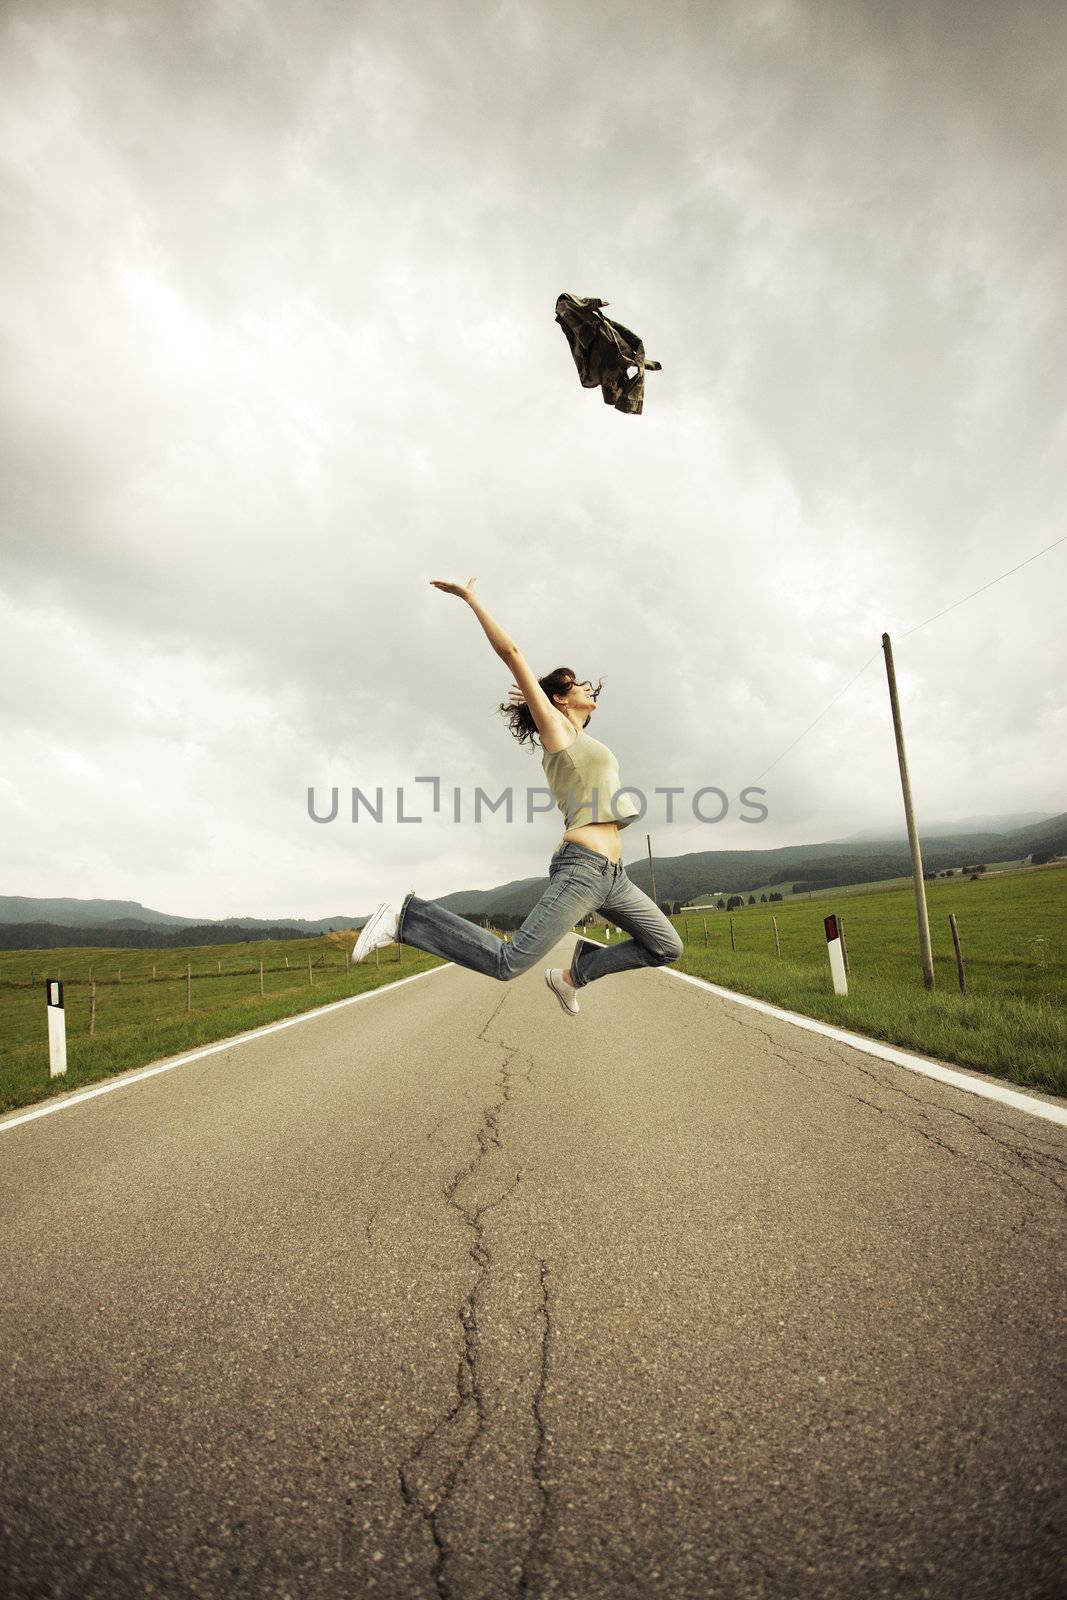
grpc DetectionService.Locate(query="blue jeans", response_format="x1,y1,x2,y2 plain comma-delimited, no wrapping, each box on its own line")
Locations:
395,840,684,987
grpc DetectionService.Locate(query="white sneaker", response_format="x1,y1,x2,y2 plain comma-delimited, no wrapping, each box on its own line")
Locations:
351,900,402,963
545,967,580,1016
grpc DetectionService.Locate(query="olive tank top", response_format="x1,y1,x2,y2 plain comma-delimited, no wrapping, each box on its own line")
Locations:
541,727,640,830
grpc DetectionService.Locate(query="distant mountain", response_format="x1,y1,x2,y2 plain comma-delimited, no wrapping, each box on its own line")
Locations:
2,809,1063,947
0,922,332,953
0,896,195,929
0,896,358,934
839,812,1055,843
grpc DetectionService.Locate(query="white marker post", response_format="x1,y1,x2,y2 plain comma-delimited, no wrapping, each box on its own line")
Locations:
46,979,67,1077
824,914,848,996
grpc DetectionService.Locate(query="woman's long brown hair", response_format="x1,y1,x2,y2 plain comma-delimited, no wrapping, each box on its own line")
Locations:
497,668,604,749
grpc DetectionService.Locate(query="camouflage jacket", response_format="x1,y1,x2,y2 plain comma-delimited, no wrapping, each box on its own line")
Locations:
554,292,661,415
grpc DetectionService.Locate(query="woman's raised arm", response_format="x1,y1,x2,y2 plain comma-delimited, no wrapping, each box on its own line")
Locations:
430,577,518,659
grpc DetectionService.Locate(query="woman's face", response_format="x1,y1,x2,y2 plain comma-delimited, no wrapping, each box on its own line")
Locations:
566,678,602,720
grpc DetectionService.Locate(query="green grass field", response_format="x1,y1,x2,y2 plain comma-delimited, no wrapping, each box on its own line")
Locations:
1,864,1064,1115
683,855,1033,907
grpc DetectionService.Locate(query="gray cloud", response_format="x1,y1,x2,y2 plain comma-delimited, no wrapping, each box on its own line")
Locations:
1,0,1064,914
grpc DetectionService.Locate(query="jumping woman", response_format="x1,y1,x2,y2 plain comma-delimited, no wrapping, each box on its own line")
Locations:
351,577,684,1014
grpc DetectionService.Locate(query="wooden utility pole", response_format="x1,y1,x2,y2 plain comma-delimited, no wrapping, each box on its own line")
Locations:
882,632,935,989
646,833,658,908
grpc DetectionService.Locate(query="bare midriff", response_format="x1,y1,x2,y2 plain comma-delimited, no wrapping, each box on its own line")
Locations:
561,820,623,862
543,714,624,863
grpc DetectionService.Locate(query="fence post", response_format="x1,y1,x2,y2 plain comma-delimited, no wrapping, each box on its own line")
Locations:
949,913,967,993
772,915,781,958
186,963,192,1013
259,959,264,996
308,953,314,986
729,917,736,952
702,916,709,946
89,980,96,1038
46,979,67,1077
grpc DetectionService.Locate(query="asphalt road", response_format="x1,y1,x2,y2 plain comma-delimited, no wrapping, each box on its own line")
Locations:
1,941,1065,1600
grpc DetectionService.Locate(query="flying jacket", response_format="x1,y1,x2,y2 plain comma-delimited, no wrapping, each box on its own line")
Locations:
554,292,662,415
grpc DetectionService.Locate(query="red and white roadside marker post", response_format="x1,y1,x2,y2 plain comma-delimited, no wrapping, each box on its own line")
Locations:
46,978,67,1077
824,914,848,996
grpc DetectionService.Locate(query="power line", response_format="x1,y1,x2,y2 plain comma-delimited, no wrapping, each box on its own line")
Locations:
751,532,1067,784
752,649,880,782
897,532,1067,640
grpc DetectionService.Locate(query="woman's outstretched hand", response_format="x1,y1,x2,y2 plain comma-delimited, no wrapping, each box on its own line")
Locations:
430,576,478,603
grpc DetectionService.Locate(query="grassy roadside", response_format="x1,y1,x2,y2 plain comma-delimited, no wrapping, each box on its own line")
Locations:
584,863,1067,1097
0,934,446,1116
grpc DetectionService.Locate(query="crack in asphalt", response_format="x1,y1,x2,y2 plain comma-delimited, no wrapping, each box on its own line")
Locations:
364,1119,446,1246
363,1143,403,1248
516,1257,552,1599
720,1005,1066,1208
396,992,551,1599
820,1041,1067,1203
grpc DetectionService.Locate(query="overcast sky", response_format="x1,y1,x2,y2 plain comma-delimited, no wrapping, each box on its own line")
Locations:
2,0,1065,919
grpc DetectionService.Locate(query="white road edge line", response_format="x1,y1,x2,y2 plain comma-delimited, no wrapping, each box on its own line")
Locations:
661,965,1067,1128
0,963,453,1134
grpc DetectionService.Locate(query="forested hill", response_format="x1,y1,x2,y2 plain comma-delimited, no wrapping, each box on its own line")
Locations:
1,811,1062,946
450,810,1066,922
